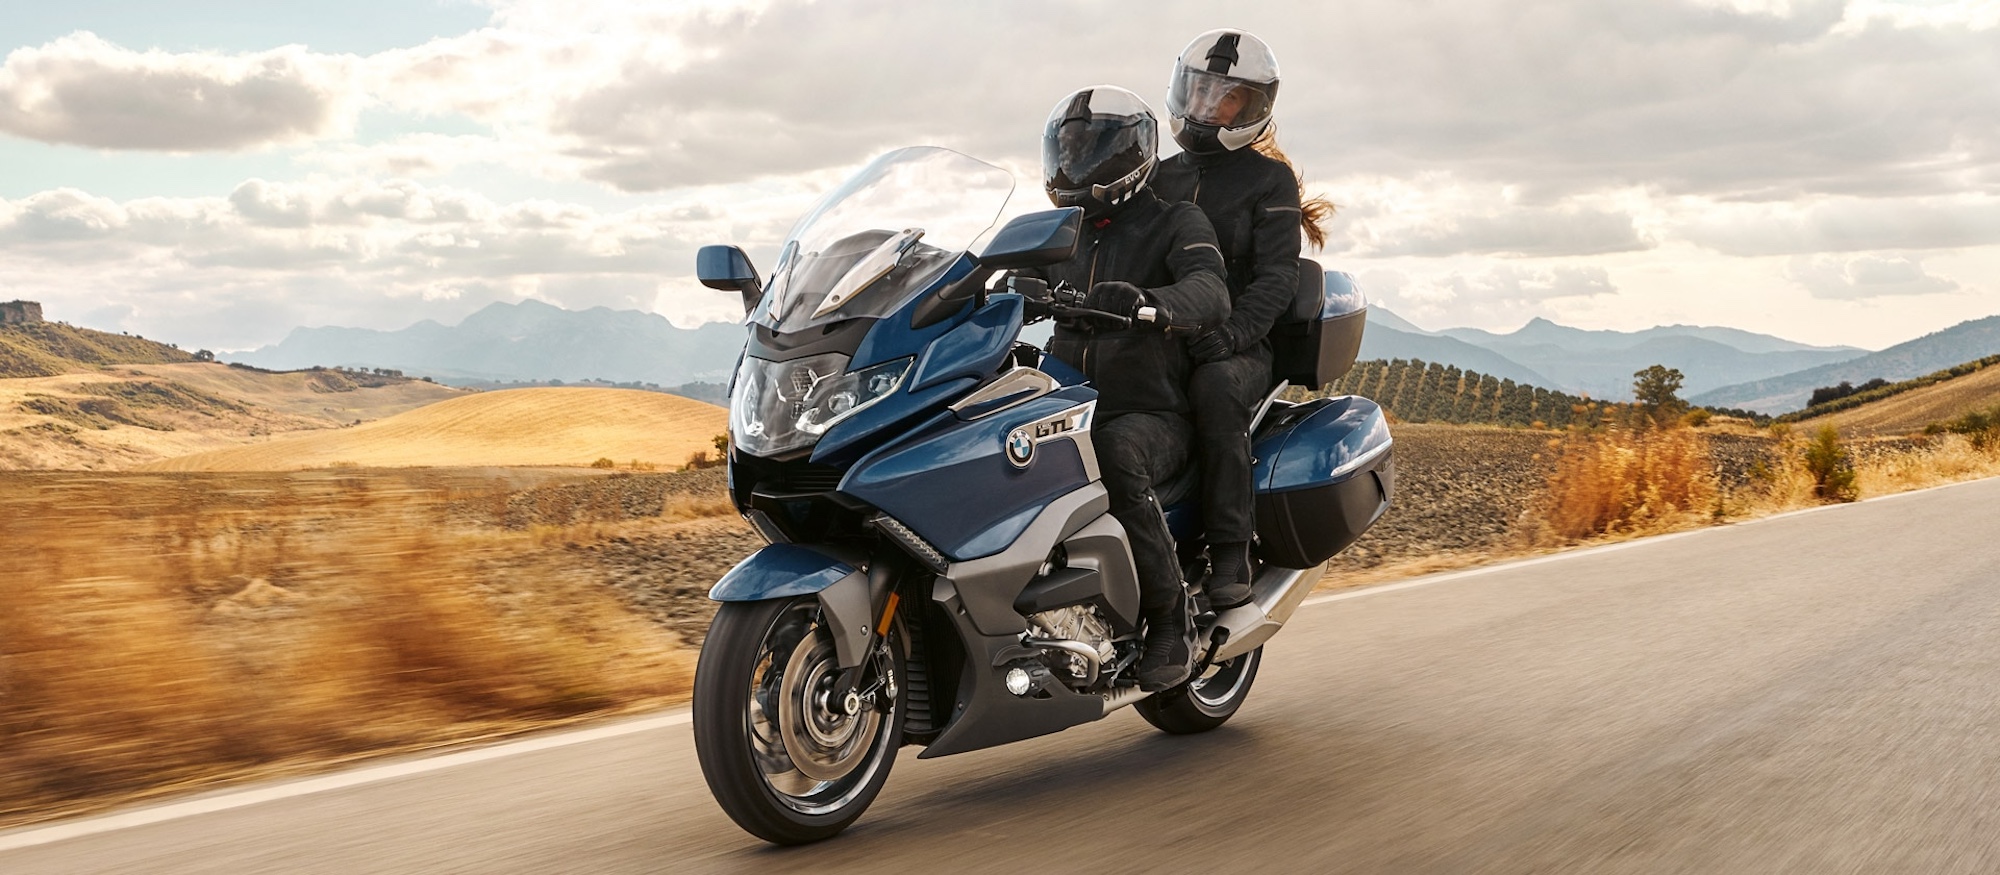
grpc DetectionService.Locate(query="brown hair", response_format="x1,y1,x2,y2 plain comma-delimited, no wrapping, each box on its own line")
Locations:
1251,124,1337,251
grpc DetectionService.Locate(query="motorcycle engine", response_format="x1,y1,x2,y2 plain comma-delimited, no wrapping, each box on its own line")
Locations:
1025,605,1117,688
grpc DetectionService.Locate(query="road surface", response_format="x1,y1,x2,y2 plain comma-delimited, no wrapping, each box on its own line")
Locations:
6,477,2000,873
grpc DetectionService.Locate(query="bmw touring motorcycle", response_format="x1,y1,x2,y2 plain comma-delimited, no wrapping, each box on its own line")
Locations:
690,147,1392,844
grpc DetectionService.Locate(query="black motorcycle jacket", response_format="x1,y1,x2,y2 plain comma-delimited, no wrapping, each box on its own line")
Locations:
1151,148,1302,352
1018,191,1229,418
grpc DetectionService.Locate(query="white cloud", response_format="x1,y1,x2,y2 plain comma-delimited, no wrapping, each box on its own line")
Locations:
1681,195,2000,255
5,0,2000,351
0,174,818,348
1785,253,1961,299
0,33,360,150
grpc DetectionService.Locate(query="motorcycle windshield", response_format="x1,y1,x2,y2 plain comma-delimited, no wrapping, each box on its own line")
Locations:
751,147,1016,334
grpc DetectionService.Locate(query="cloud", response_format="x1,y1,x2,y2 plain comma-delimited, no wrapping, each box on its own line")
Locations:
1785,253,1961,299
0,33,359,150
0,176,796,348
452,0,2000,200
1363,205,1654,258
1682,196,2000,255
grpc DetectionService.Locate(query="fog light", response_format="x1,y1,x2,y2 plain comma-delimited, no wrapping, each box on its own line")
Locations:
1005,667,1032,696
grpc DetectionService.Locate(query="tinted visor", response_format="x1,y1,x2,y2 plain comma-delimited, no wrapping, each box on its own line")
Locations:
1166,67,1277,129
1041,88,1157,195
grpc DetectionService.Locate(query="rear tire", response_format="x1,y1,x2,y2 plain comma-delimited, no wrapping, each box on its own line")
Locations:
1135,645,1261,734
693,596,902,845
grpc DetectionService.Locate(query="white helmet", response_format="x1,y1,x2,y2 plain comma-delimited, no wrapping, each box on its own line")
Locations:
1165,29,1280,155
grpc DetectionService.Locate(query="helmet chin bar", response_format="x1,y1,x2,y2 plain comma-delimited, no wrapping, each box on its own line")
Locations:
1170,115,1271,155
1090,160,1155,208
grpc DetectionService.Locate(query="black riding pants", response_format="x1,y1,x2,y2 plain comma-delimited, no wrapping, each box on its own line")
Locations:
1093,411,1193,621
1188,342,1273,544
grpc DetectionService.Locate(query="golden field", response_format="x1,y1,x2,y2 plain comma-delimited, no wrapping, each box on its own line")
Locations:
0,364,464,470
142,387,726,472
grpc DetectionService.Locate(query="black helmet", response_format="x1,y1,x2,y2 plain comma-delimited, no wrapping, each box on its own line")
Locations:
1042,85,1158,218
1166,29,1280,155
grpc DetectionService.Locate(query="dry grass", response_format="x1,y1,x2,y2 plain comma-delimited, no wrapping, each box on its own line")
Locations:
0,470,696,827
143,387,724,472
1853,433,2000,495
1524,425,1719,545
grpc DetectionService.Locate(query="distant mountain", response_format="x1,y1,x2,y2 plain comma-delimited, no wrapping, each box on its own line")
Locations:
1383,315,1862,401
1363,306,1433,336
1358,308,1861,400
1691,315,2000,414
1356,320,1556,388
1439,317,1860,356
236,300,745,386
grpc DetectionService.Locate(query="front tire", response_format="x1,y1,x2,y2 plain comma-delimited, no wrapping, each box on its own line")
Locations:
1135,645,1261,734
693,595,902,844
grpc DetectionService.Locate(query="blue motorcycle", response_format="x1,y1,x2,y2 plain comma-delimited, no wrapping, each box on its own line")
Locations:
690,147,1391,844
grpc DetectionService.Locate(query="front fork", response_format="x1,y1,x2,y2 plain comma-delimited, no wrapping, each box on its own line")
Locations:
828,556,908,716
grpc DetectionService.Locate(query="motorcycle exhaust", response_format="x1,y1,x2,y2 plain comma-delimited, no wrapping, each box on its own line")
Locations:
1209,562,1327,662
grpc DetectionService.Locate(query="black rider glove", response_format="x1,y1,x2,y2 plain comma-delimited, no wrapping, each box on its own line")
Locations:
1188,328,1236,364
1083,281,1147,321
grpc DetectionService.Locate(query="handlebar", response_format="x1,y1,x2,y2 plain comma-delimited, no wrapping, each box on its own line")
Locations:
1044,281,1158,328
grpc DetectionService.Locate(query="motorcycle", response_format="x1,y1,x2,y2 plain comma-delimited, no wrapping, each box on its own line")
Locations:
689,146,1391,844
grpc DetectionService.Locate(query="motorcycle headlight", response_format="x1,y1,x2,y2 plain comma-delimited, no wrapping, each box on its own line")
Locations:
731,353,913,458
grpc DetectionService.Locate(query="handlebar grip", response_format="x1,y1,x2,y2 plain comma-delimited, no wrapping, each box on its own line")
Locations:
1135,306,1158,324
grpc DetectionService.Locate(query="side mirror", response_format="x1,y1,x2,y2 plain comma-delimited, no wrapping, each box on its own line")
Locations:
697,245,764,314
975,207,1082,270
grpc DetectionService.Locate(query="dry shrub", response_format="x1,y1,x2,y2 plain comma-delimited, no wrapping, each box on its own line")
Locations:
661,492,736,521
1526,425,1717,544
0,472,691,824
1854,433,2000,496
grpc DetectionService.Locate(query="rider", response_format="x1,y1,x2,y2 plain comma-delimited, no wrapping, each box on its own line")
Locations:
1018,85,1230,691
1152,29,1335,608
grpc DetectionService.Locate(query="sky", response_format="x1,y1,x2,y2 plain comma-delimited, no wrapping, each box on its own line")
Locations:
1,0,1996,353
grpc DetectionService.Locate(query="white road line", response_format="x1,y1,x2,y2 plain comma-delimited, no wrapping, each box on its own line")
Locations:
0,712,692,853
3,473,1991,853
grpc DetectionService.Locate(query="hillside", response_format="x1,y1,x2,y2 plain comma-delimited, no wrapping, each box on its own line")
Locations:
236,299,746,386
1319,358,1596,427
0,320,198,377
1692,314,2000,413
143,387,726,471
0,319,466,470
1357,323,1555,387
1797,360,2000,436
1369,309,1862,400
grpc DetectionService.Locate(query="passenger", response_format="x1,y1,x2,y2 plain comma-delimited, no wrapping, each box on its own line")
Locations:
1017,86,1230,691
1152,29,1335,608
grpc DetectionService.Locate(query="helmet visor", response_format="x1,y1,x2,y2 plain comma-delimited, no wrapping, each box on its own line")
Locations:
1166,67,1276,130
1041,89,1157,195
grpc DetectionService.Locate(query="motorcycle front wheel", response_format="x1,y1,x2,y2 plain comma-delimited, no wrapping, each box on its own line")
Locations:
1135,644,1261,734
692,595,903,845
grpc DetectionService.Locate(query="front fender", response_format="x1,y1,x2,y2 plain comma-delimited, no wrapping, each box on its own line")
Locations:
709,543,877,668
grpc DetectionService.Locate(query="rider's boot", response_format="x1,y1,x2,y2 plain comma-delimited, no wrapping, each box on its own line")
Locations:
1135,591,1197,691
1201,540,1254,609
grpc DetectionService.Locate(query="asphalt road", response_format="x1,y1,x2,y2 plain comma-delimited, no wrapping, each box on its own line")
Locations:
6,477,2000,874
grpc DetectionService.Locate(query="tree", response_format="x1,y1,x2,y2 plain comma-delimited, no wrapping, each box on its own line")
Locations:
1632,364,1687,426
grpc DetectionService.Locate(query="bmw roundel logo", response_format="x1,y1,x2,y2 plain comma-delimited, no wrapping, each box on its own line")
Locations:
1004,428,1035,468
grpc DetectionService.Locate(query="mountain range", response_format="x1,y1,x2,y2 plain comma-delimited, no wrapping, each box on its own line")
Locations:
235,299,744,387
230,298,2000,416
1363,309,1868,405
1686,315,2000,413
